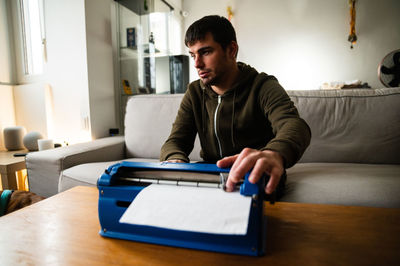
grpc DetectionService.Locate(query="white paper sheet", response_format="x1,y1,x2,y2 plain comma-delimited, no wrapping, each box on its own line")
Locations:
119,184,252,235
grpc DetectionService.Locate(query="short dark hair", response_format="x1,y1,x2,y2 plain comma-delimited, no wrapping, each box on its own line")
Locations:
185,15,237,50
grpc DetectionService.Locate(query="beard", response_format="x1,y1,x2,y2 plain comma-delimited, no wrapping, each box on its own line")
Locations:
199,65,228,87
197,52,232,87
200,72,221,86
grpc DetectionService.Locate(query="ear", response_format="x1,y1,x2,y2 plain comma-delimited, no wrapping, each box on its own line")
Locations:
227,41,239,59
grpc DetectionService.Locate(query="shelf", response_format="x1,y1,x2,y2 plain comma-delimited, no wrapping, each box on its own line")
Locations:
120,46,138,50
121,44,161,53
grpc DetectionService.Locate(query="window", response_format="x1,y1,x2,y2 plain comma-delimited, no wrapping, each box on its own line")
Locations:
20,0,45,75
12,0,46,82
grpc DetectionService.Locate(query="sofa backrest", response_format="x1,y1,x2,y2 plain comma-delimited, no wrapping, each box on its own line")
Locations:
124,94,202,161
288,87,400,164
124,88,400,164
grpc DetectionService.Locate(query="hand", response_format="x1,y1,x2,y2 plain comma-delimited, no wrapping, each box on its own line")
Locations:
216,148,284,194
165,159,185,163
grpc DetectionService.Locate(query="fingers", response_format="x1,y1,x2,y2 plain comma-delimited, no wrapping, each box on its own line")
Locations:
229,149,257,182
265,166,283,194
165,159,185,163
216,154,238,168
221,149,284,195
248,154,283,195
225,148,258,192
248,157,269,184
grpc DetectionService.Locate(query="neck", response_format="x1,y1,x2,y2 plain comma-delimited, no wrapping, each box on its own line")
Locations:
211,64,240,95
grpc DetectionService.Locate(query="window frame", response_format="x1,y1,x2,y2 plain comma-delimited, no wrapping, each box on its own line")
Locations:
11,0,46,84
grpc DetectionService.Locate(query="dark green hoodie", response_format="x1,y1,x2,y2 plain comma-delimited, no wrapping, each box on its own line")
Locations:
160,62,311,168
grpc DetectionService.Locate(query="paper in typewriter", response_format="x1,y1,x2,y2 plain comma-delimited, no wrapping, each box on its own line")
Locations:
119,184,252,235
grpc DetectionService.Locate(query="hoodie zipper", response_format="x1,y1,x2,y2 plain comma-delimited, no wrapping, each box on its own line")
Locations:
214,95,223,158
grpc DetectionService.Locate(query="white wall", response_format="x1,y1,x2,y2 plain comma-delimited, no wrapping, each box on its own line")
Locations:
44,0,92,144
0,0,16,149
183,0,400,90
43,0,116,143
85,0,116,139
0,85,16,149
0,0,15,84
13,83,50,138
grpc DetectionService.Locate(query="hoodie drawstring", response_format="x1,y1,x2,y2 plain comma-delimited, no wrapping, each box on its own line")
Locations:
202,88,205,134
231,90,236,148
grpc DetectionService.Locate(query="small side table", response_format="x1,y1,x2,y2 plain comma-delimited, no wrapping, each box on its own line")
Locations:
0,150,27,190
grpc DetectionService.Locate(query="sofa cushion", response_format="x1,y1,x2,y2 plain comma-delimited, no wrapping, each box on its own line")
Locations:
282,162,400,208
58,158,159,193
124,94,201,161
287,88,400,164
27,136,125,198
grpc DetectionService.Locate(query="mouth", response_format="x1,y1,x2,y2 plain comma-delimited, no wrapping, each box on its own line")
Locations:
198,71,210,79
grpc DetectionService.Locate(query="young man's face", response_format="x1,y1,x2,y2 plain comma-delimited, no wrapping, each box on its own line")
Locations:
188,33,236,86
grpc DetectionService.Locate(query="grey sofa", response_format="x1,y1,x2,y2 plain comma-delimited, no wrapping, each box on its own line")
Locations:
26,88,400,208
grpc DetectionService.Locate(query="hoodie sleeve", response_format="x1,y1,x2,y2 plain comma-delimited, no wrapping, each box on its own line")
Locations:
160,91,197,162
259,78,311,168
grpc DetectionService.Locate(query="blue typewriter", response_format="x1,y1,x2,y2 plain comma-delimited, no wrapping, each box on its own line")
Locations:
97,161,267,256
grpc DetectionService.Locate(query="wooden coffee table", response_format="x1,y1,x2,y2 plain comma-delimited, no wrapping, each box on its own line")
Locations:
0,150,27,190
0,186,399,265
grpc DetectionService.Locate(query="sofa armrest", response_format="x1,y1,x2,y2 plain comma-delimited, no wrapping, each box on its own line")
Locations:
26,136,125,197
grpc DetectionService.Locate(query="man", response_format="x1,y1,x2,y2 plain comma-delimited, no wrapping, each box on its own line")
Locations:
160,15,311,198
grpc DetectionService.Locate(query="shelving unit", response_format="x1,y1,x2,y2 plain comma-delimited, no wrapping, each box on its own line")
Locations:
114,0,167,131
113,0,189,132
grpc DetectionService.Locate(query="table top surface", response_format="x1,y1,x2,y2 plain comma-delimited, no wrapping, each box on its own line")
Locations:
0,150,26,168
0,186,399,265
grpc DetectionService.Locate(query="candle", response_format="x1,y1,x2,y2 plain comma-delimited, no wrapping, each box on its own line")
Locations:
37,139,54,151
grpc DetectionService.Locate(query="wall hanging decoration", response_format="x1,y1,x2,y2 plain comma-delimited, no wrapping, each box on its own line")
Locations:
227,6,233,21
348,0,357,49
378,49,400,87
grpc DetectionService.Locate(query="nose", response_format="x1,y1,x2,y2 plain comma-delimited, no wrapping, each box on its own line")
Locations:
194,55,204,69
